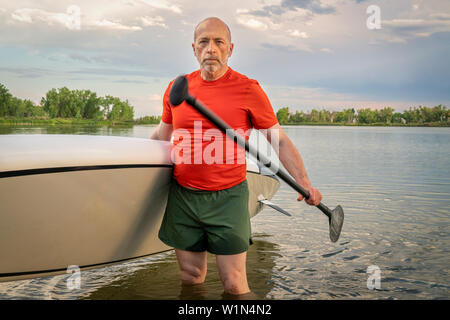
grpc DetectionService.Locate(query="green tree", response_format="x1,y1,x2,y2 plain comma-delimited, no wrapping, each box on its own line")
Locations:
289,110,305,123
357,108,377,124
378,107,394,124
392,112,403,124
79,90,101,119
319,109,331,122
107,97,134,121
276,107,289,124
8,97,24,117
309,109,320,122
41,88,60,118
0,83,12,117
432,105,448,122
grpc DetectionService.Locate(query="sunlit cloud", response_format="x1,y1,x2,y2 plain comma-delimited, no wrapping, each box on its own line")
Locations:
139,0,182,14
10,7,80,30
90,19,142,31
287,29,309,38
320,47,333,53
140,15,168,28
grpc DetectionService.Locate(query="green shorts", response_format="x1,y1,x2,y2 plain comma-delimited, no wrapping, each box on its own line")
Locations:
158,179,252,255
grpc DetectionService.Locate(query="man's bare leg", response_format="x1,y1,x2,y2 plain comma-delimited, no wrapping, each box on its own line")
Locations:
175,249,207,285
216,251,250,295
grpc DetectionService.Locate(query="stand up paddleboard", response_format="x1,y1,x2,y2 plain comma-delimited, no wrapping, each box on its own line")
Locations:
0,134,280,282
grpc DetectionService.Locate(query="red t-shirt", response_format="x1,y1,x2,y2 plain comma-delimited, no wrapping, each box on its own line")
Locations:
161,67,278,190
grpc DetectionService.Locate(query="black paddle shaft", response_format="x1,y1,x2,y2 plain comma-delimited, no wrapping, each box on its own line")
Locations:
184,94,333,219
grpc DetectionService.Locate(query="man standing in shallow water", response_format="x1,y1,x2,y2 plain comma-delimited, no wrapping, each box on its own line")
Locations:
150,17,322,297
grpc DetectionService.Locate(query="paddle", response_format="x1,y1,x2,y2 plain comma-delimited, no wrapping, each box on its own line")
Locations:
169,75,344,243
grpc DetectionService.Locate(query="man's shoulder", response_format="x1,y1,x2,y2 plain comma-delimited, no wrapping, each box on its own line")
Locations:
228,68,258,84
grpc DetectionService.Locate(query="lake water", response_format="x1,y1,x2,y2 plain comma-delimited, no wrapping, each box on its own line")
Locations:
0,125,449,300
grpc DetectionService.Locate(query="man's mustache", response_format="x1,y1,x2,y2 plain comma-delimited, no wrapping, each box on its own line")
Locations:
202,56,220,63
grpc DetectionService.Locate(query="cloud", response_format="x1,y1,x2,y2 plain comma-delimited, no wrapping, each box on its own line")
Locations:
234,0,341,51
430,13,450,20
69,53,92,63
260,42,312,52
90,19,142,31
236,16,268,30
0,65,162,79
10,7,80,30
320,47,333,53
381,16,450,41
139,0,182,14
245,0,336,18
0,66,55,78
288,29,309,38
140,15,168,28
68,67,160,77
10,6,144,32
281,0,336,14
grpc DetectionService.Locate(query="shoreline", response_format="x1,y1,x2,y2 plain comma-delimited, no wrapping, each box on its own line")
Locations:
0,118,448,127
278,122,449,127
0,118,159,126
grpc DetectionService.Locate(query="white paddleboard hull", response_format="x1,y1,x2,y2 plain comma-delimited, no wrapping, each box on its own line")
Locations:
0,135,279,282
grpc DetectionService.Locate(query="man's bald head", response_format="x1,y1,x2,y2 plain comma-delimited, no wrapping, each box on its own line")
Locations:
194,17,231,43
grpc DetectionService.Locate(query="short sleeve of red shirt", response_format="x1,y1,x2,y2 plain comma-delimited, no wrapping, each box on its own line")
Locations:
245,81,278,130
161,82,173,124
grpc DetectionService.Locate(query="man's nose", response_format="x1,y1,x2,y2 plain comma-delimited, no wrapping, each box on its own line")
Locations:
206,40,217,53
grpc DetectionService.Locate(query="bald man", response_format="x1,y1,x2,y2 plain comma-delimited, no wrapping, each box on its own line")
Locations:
151,17,322,296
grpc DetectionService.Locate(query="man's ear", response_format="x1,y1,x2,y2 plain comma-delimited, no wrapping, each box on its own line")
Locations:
192,43,196,57
228,43,234,58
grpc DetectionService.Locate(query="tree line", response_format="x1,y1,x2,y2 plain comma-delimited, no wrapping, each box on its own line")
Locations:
0,83,134,121
1,83,448,126
276,106,449,126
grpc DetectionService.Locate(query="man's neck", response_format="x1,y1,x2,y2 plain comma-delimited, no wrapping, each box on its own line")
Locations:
200,66,229,81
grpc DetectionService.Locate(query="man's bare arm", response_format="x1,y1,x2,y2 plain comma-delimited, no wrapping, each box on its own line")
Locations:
263,123,322,206
150,121,174,141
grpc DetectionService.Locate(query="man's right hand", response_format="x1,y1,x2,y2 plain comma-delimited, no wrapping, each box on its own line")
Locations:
297,184,322,206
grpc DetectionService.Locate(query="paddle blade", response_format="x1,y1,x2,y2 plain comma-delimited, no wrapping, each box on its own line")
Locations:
329,205,344,242
169,76,188,106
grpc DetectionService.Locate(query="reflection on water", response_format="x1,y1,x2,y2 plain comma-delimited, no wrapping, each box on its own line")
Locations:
0,125,449,300
0,124,135,136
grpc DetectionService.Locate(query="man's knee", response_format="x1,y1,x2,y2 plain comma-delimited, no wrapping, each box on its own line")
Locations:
176,249,207,285
221,270,249,295
180,266,207,285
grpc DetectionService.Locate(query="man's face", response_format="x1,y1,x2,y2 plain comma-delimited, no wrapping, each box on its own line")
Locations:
192,21,233,75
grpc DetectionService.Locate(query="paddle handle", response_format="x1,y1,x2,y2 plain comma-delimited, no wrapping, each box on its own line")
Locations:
186,95,332,219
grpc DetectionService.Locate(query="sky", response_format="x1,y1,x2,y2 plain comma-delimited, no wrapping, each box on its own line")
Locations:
0,0,449,118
